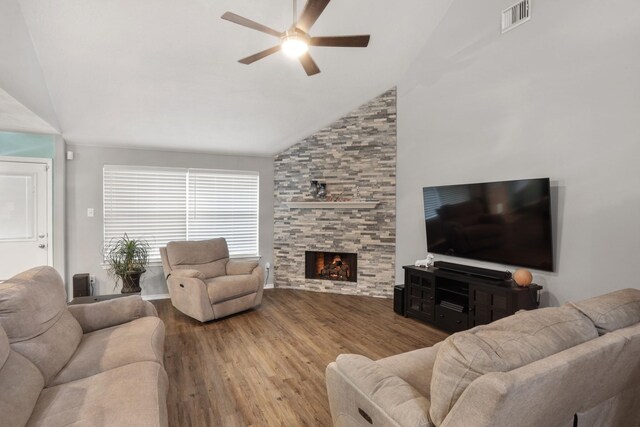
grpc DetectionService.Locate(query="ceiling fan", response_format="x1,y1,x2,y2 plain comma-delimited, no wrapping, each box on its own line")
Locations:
221,0,370,76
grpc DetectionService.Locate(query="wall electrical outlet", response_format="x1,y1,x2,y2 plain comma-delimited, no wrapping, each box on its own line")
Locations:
265,262,271,270
87,208,95,217
89,275,96,285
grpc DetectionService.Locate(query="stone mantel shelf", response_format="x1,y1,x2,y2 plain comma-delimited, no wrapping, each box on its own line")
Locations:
286,201,379,209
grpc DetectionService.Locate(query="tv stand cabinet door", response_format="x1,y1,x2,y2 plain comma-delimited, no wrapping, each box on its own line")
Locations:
469,285,509,327
405,270,435,323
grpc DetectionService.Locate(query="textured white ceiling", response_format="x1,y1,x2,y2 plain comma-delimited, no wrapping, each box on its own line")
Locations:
16,0,452,155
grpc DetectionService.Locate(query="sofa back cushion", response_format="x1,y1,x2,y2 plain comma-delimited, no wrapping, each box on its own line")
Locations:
441,327,637,427
166,238,229,279
429,306,599,426
0,324,44,427
569,288,640,334
0,266,83,385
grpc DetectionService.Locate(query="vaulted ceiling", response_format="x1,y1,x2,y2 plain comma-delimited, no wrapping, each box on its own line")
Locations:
3,0,452,155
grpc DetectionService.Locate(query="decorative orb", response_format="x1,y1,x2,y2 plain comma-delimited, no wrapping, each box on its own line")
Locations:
513,269,533,287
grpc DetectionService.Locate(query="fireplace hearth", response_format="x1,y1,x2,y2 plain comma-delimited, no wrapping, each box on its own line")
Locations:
305,251,357,283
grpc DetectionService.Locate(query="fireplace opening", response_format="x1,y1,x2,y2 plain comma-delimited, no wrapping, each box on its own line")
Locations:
305,251,357,282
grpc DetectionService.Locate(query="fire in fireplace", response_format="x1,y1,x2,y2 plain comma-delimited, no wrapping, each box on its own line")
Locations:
305,251,357,282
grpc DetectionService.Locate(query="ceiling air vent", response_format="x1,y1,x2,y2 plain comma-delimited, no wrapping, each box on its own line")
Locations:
502,0,531,33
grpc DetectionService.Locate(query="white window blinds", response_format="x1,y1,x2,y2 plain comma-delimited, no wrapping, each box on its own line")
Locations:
187,169,259,257
103,165,259,262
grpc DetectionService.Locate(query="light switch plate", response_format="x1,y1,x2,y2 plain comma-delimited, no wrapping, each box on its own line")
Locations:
87,208,94,217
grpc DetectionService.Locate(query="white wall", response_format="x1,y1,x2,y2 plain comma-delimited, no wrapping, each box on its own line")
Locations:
397,0,640,305
66,144,274,297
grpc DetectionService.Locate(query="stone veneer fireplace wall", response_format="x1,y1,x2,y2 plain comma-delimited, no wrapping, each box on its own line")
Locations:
273,88,397,297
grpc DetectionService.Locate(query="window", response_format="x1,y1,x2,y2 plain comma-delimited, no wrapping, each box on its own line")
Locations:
104,165,259,262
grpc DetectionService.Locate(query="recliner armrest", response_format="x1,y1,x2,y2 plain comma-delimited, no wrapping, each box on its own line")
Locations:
226,258,260,276
166,274,214,322
170,269,205,280
68,295,158,334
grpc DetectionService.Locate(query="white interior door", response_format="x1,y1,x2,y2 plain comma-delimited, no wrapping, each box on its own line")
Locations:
0,160,51,280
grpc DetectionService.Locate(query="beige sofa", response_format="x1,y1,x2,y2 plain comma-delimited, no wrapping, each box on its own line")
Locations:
0,266,168,427
326,288,640,427
160,238,264,322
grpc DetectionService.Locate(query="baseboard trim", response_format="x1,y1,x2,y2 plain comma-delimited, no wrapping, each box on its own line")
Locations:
264,283,274,289
143,293,170,301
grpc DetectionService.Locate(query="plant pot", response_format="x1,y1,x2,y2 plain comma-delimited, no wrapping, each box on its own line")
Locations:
120,269,145,294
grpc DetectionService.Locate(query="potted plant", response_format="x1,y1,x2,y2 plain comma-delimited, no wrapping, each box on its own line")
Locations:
106,233,150,294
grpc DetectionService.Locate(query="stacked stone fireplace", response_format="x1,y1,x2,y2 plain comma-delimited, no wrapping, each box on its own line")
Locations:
273,88,397,297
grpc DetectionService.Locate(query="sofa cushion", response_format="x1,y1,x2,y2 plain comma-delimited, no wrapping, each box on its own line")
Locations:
0,266,71,341
27,361,168,427
11,311,84,386
569,288,640,334
50,316,165,386
0,266,83,385
0,325,44,427
166,238,229,279
429,306,598,426
206,274,259,304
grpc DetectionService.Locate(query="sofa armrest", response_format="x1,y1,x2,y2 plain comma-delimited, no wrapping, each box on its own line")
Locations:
68,295,158,334
326,354,432,427
376,342,442,398
226,258,260,276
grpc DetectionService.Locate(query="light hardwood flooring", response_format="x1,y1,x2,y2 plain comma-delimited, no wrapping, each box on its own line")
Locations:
153,288,448,427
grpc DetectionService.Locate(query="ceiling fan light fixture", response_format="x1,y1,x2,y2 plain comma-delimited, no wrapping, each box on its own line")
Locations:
222,0,371,76
281,32,309,58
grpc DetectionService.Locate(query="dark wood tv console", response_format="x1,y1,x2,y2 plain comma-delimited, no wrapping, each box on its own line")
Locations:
403,265,542,333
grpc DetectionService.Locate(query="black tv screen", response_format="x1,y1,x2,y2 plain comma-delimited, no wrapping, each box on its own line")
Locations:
423,178,553,271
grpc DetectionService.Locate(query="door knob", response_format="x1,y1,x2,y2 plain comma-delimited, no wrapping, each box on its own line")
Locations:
39,234,46,238
38,244,46,248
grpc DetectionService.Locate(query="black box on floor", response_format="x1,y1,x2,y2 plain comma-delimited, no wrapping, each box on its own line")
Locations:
393,285,405,316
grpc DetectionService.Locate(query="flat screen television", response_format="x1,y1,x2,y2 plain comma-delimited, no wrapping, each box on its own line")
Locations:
423,178,553,271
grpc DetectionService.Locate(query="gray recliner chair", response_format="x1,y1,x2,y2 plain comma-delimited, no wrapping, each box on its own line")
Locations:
160,238,263,322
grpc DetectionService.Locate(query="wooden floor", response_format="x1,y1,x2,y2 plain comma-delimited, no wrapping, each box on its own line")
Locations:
153,289,448,427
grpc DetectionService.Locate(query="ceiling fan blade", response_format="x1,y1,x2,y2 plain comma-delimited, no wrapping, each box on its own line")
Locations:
221,12,282,38
310,35,370,48
299,52,321,76
296,0,331,33
238,46,281,65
